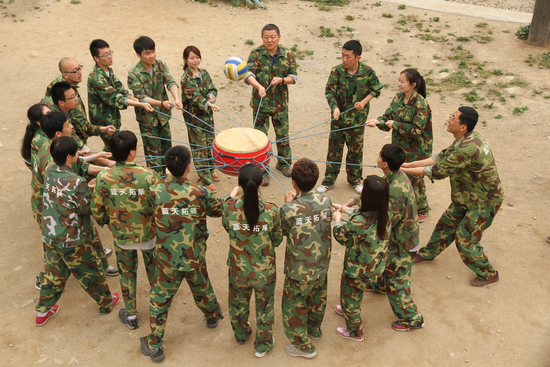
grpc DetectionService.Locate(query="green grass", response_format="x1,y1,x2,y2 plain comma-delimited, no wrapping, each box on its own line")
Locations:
456,36,471,42
476,22,488,28
495,114,503,119
440,71,472,91
513,106,528,115
245,39,254,45
516,24,530,40
462,89,482,102
398,4,406,9
382,13,393,18
374,1,381,6
525,52,550,68
319,26,335,37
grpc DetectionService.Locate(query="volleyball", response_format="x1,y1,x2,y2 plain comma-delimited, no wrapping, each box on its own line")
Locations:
224,56,248,81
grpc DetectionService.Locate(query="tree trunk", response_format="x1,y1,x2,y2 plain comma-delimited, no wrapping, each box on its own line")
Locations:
527,0,550,47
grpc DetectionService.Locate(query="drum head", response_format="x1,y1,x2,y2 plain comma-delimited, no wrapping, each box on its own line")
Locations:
214,127,269,154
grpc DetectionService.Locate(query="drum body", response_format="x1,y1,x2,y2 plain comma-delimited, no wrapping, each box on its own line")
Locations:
213,128,272,175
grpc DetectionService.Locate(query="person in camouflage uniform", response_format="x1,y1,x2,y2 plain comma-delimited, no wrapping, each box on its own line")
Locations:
140,145,223,363
221,164,283,358
21,103,50,171
319,40,384,194
332,175,391,340
88,39,154,151
92,130,162,330
128,36,182,175
245,23,297,181
35,137,121,327
402,107,504,287
279,159,332,359
367,69,433,220
43,58,105,146
181,46,220,193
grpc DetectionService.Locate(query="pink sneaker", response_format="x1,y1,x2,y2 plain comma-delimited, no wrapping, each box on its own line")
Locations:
335,326,364,341
36,304,59,327
418,215,428,223
334,304,343,316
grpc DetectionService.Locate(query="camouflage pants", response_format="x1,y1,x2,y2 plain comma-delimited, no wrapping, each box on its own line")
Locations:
419,202,501,280
407,173,430,216
186,115,215,185
282,274,327,353
372,250,423,327
35,241,114,314
228,269,276,353
322,121,365,187
339,273,371,337
114,246,156,316
253,107,292,169
138,121,172,175
142,260,223,349
90,223,109,270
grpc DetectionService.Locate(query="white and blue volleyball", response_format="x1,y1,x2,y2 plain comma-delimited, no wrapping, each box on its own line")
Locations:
224,56,247,81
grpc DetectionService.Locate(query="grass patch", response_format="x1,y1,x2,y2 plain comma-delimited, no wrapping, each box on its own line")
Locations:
513,106,528,115
475,22,488,28
462,89,482,102
440,71,472,91
318,26,335,37
398,4,406,9
382,13,394,18
495,114,503,119
525,52,550,68
416,34,448,42
245,39,254,45
456,36,470,42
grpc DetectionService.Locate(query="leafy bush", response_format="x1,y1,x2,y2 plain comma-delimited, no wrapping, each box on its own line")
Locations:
516,24,530,40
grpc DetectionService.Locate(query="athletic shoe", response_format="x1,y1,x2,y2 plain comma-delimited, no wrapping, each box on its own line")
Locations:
105,265,119,276
140,340,165,363
335,326,364,341
469,271,499,287
36,304,59,327
211,172,221,182
414,254,434,264
334,304,343,316
206,317,219,329
418,215,428,223
353,184,363,194
206,183,217,194
391,320,425,331
254,337,274,358
262,174,270,187
35,276,41,291
112,292,121,306
104,248,113,258
285,344,316,359
308,331,322,340
317,185,333,193
119,308,139,330
276,164,292,177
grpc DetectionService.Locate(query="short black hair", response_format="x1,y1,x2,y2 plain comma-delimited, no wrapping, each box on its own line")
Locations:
261,23,280,36
165,146,191,178
291,158,319,192
380,144,405,172
110,130,137,162
42,110,68,139
51,136,78,166
133,36,155,55
51,81,73,106
458,106,479,132
343,40,362,56
90,39,110,58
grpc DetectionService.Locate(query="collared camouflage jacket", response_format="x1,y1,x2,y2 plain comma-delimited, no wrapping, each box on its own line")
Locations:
425,131,504,209
87,63,129,129
181,66,217,119
91,161,162,246
23,127,48,171
280,190,332,282
49,105,88,149
151,176,222,272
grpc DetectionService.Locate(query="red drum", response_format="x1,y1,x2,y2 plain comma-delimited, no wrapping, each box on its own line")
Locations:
213,127,272,175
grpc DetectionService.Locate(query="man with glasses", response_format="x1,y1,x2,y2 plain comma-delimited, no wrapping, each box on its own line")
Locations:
88,39,153,151
401,107,504,287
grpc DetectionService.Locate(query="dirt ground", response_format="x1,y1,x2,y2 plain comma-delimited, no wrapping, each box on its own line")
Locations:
0,0,549,366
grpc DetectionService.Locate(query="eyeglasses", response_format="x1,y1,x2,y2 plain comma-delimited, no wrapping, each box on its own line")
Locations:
63,91,79,101
98,50,114,58
448,114,458,123
64,65,83,74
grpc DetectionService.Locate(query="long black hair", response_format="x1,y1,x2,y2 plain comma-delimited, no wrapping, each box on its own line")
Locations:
238,164,264,229
21,103,48,161
360,175,390,240
401,68,427,99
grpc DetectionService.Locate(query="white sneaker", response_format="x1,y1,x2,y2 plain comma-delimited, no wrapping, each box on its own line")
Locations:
317,185,333,193
254,337,274,358
353,184,363,194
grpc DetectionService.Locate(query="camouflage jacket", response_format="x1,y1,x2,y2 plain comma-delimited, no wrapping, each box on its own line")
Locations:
181,67,217,121
24,127,48,171
91,162,162,246
222,196,283,280
245,45,297,111
333,210,390,281
376,91,433,161
43,76,98,143
280,190,333,282
87,63,129,129
425,131,504,209
128,59,178,127
49,105,88,149
31,139,90,224
151,176,222,272
42,164,92,247
384,170,419,252
325,62,383,125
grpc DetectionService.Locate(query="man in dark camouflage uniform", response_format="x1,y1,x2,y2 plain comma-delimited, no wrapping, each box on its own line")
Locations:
402,107,504,287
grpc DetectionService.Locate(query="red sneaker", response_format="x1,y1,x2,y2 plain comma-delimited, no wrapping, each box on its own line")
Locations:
112,292,121,306
418,215,428,223
335,326,364,341
391,320,425,332
36,304,59,327
211,172,221,182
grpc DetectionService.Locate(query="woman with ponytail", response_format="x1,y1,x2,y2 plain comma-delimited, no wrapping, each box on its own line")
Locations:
21,103,50,170
331,175,391,341
221,164,282,358
366,68,433,222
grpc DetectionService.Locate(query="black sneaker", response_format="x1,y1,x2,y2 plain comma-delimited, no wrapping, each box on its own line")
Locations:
35,276,41,291
262,173,270,187
119,308,139,330
206,317,219,329
140,340,165,362
276,163,292,177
